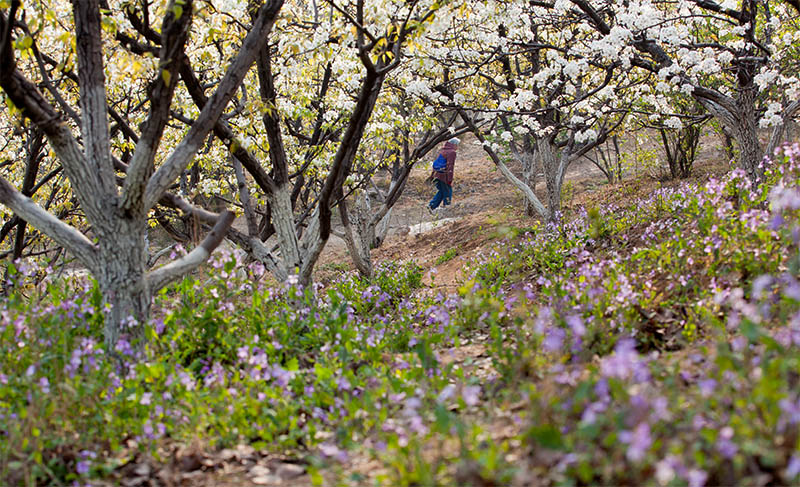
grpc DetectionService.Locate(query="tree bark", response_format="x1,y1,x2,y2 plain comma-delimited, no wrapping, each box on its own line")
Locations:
540,139,566,224
339,197,373,278
96,219,149,348
270,185,302,277
733,84,763,185
520,150,538,217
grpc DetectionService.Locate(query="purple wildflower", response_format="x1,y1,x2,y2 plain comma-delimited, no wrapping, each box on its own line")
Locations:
566,314,586,337
686,468,708,487
600,338,649,382
619,422,652,462
336,376,351,391
462,385,481,407
542,327,566,352
698,379,717,398
778,397,800,430
715,426,738,459
437,384,456,403
319,442,348,462
38,377,50,394
786,455,800,478
76,461,90,475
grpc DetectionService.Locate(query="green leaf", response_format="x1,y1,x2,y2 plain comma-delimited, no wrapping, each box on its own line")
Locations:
741,320,760,343
577,459,593,483
161,69,172,86
17,35,33,50
527,424,564,450
433,403,450,432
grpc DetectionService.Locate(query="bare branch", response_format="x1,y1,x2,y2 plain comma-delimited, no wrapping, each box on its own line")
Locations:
144,0,285,211
690,0,744,21
72,0,116,196
147,210,235,291
0,176,97,270
122,0,194,214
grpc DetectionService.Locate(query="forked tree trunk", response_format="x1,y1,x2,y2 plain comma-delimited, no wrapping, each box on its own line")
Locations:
539,139,569,224
0,0,283,349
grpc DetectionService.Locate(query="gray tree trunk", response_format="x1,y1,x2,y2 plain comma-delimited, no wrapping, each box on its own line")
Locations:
96,218,149,347
340,193,375,278
733,85,763,184
519,150,538,217
270,185,302,277
539,138,570,224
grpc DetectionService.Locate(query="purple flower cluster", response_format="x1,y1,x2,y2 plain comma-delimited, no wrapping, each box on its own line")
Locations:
600,339,649,383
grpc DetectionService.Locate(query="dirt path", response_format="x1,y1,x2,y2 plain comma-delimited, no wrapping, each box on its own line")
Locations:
317,129,734,289
316,133,613,287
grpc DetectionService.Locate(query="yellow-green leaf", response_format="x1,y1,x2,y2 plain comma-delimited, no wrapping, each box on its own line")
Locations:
17,35,32,50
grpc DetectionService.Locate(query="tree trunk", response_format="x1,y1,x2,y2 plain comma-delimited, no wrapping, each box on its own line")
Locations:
340,196,373,278
374,206,392,248
733,85,763,185
520,150,538,217
539,140,566,224
270,185,301,277
545,173,562,224
96,218,150,349
723,131,735,161
458,110,548,219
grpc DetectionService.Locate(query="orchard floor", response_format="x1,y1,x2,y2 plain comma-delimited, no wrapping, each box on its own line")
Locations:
316,131,733,291
105,132,735,486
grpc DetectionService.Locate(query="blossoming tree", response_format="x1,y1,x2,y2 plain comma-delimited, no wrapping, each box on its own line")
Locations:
412,0,634,222
0,0,284,347
171,0,442,284
567,0,800,184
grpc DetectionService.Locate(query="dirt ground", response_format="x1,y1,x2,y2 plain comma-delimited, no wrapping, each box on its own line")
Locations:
315,129,733,289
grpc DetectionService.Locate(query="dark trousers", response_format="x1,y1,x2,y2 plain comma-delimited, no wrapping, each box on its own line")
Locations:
429,179,452,210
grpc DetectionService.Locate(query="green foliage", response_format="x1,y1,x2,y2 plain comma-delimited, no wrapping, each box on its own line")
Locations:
435,247,460,265
4,147,800,486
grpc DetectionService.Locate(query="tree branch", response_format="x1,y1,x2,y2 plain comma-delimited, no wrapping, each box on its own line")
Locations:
178,56,279,196
0,176,97,269
122,0,193,214
143,0,285,211
147,210,235,291
0,6,107,227
72,0,116,196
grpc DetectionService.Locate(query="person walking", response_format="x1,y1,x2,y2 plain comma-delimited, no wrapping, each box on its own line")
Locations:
428,137,460,214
